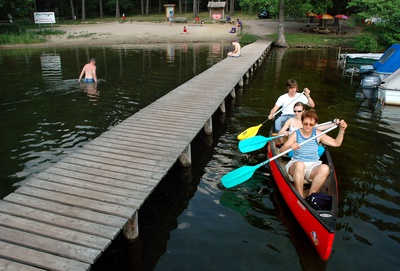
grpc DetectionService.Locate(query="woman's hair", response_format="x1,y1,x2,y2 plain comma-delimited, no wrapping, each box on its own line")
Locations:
286,79,298,91
293,102,304,109
301,109,319,123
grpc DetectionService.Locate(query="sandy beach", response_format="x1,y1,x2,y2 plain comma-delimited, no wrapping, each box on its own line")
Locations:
2,19,359,48
45,19,284,46
4,19,280,48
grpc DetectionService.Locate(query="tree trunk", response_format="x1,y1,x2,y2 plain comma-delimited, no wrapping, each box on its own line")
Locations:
81,0,86,21
193,0,196,18
116,0,120,18
230,0,234,15
99,0,103,17
69,0,75,20
141,0,144,16
275,0,287,47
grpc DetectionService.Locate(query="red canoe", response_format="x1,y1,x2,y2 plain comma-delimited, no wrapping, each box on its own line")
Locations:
267,133,338,261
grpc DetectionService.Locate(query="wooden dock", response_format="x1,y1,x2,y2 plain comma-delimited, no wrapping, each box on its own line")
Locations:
0,40,272,270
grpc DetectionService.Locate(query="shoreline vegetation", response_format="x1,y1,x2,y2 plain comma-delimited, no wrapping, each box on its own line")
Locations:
0,13,363,49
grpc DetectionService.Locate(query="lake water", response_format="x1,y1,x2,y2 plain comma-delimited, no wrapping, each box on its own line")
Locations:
0,45,399,271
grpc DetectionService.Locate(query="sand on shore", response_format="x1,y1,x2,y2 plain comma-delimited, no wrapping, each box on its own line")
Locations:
2,19,359,48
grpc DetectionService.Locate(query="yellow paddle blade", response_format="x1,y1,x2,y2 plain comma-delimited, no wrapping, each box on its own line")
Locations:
237,124,262,140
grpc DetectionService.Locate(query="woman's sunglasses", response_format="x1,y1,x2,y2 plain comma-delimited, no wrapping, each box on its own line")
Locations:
293,110,303,113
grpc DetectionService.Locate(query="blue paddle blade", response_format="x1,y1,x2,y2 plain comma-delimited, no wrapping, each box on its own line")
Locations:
221,164,260,188
238,134,285,153
238,135,269,153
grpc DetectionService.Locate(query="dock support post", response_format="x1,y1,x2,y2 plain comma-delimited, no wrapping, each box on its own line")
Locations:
219,101,226,113
238,78,244,87
179,144,192,167
123,210,138,241
230,88,236,98
204,117,213,135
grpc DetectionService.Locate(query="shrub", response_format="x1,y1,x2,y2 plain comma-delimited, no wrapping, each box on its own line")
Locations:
354,34,379,53
239,33,258,44
0,23,23,34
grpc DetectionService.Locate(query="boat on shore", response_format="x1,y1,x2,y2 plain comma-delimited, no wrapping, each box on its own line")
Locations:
267,129,338,261
373,44,400,80
378,68,400,106
338,52,382,69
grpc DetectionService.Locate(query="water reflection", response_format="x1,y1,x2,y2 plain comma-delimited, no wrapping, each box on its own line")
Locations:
167,44,175,63
40,52,62,85
0,43,226,198
80,81,99,104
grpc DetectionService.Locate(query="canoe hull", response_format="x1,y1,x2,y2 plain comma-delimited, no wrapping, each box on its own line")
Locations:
267,138,338,261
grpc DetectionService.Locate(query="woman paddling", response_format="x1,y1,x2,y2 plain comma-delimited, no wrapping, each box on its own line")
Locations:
279,109,347,199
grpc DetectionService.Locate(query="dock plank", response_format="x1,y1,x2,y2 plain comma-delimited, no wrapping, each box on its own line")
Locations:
14,186,137,218
0,226,100,264
66,152,171,175
2,194,126,229
0,213,110,251
0,241,90,271
44,166,153,193
25,178,143,207
0,200,120,239
53,162,157,187
90,135,187,152
96,131,188,150
37,171,149,199
59,157,166,180
76,145,178,168
0,258,45,271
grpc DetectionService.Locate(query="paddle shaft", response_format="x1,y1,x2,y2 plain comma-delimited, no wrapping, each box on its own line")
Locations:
222,124,339,188
260,124,338,167
237,92,306,140
238,120,336,153
262,91,306,124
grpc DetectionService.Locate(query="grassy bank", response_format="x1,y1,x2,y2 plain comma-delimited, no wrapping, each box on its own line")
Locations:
267,33,356,48
0,25,64,45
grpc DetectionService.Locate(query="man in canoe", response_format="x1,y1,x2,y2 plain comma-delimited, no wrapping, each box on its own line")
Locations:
268,79,315,132
78,58,97,83
279,110,347,199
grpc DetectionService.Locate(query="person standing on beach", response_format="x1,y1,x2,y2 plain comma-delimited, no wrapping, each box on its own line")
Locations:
169,10,174,26
78,58,97,83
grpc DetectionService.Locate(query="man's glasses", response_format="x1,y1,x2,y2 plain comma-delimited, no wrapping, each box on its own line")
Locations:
293,110,303,113
303,122,315,127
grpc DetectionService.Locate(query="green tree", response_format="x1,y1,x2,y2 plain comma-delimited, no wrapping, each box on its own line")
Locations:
0,0,34,19
347,0,400,48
